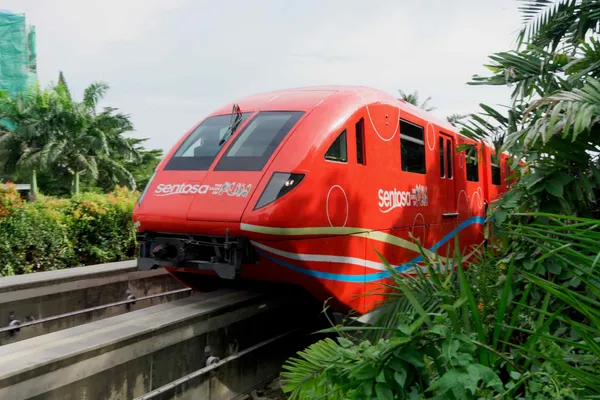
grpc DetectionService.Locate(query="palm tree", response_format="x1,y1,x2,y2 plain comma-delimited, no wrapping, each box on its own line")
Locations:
517,0,600,52
446,113,469,127
42,79,139,193
0,75,140,196
0,83,62,198
397,89,436,111
465,0,600,217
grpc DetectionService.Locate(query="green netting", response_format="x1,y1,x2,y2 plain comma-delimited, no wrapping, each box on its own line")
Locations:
0,12,37,99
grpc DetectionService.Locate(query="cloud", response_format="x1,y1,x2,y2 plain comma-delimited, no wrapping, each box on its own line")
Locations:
2,0,524,152
39,0,188,51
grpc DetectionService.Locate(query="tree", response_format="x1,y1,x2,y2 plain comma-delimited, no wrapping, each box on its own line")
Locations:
446,113,469,127
462,0,600,219
46,80,140,193
0,83,62,199
96,137,163,192
397,89,436,111
0,75,141,196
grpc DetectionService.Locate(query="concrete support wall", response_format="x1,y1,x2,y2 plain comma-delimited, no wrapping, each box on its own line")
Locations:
0,262,187,345
0,288,322,400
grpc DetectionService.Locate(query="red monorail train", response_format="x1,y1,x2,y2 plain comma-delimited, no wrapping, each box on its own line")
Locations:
132,86,513,314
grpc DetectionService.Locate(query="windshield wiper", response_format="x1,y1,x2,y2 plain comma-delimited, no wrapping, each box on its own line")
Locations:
219,104,242,146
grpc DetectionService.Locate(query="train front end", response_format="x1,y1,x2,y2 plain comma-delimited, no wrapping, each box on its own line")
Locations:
132,89,334,286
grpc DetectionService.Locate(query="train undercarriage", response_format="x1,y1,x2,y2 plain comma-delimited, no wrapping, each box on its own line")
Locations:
136,231,260,279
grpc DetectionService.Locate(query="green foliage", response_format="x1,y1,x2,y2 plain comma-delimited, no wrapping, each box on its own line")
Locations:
397,89,436,112
0,183,138,275
0,72,163,197
451,1,600,221
65,187,138,264
516,0,600,52
96,137,163,192
281,213,600,399
282,3,600,399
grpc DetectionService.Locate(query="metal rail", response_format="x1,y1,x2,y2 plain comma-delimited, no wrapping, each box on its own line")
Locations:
0,288,192,334
134,328,298,400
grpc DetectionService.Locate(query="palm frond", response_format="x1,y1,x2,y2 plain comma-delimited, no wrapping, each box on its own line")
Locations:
82,82,109,112
281,338,344,400
520,76,600,147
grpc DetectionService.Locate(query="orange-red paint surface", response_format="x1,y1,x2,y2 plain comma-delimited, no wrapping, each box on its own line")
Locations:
133,86,513,315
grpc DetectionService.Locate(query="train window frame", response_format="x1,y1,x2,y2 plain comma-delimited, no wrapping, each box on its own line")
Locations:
439,137,445,178
491,155,501,186
325,129,348,163
356,118,365,165
446,138,453,179
400,119,426,174
466,146,479,182
214,110,305,171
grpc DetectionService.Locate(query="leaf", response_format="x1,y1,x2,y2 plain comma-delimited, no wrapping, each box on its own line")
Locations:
545,180,564,197
389,337,412,348
409,387,422,400
388,356,407,372
395,370,408,388
546,261,562,274
529,380,540,393
545,171,574,198
523,171,545,190
493,259,515,351
394,347,425,368
510,371,522,380
375,383,394,400
362,382,374,397
351,363,379,380
495,209,509,225
523,259,535,270
456,244,489,366
398,323,411,335
427,369,472,398
466,364,504,393
376,370,387,383
337,337,354,348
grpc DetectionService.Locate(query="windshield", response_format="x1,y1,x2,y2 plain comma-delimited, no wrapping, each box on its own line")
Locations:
214,111,304,171
164,112,252,170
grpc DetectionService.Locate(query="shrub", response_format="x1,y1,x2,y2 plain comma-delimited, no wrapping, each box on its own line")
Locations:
66,186,138,264
0,185,139,276
281,213,600,399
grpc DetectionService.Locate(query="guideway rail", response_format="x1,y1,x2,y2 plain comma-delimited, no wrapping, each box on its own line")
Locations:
0,285,320,399
0,260,188,345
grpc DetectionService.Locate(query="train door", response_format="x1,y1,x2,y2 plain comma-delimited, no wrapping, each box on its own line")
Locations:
439,132,456,217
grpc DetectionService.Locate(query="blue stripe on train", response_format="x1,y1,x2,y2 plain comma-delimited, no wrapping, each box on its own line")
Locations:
255,216,486,283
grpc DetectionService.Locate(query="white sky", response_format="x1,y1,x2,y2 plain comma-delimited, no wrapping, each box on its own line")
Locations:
3,0,523,153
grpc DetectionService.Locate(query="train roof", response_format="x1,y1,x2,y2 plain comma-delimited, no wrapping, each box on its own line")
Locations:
209,85,499,150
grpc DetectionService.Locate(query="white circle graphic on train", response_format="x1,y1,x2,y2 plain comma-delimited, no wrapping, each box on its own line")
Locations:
326,185,349,227
426,122,435,151
352,88,400,142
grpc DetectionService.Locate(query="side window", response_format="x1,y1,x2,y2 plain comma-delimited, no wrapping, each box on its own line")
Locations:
439,137,445,178
356,118,365,165
446,138,453,179
491,156,501,185
325,130,348,162
466,148,479,182
400,119,426,174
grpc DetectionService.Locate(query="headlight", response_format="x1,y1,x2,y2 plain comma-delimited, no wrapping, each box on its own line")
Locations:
254,172,305,210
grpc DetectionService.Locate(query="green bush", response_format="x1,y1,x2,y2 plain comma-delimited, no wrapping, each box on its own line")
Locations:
281,214,600,399
0,184,139,276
